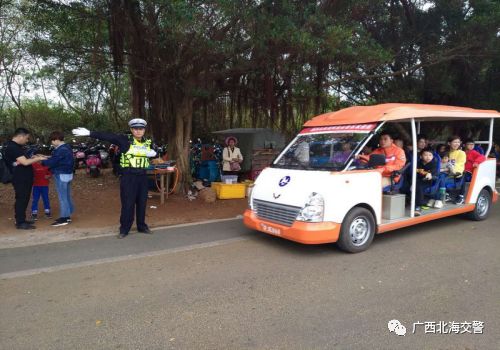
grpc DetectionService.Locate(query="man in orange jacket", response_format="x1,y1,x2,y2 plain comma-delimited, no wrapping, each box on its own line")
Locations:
357,132,407,188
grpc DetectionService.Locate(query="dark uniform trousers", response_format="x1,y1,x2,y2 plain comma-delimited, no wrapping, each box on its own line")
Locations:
119,170,149,234
13,177,33,224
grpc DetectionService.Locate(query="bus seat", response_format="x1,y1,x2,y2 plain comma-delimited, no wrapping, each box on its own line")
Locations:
383,162,412,194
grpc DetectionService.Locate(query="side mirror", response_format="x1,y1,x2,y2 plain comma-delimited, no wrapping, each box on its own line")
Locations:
367,154,386,167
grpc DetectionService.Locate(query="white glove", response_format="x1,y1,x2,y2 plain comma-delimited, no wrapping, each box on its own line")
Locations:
425,173,432,180
72,127,90,136
146,149,157,157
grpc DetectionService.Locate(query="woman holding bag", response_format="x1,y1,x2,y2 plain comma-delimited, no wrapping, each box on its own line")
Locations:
222,136,243,181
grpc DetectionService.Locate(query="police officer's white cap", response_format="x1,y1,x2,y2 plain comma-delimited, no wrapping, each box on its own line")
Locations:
128,118,147,128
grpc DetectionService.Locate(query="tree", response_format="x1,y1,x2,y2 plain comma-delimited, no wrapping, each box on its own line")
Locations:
23,0,130,130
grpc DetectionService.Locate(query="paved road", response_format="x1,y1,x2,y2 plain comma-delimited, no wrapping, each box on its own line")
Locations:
1,206,499,349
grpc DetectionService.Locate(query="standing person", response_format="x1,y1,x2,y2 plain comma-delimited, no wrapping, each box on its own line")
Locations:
72,118,157,238
356,132,406,188
3,128,46,229
222,136,243,180
30,161,52,220
41,131,75,226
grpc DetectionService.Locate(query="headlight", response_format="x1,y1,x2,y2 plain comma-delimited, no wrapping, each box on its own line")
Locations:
296,192,324,222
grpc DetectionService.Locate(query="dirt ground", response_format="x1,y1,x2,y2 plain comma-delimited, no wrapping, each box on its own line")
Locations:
0,168,247,247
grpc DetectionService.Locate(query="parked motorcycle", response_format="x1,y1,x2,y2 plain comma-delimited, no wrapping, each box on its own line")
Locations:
73,143,87,170
85,146,102,177
97,144,109,168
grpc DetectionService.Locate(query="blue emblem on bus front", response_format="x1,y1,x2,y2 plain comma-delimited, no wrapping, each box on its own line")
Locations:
279,176,291,187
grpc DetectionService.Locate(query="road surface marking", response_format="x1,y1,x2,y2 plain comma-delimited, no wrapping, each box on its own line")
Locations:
0,236,248,280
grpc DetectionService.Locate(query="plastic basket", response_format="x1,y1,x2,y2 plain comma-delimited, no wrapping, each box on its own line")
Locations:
211,182,245,199
221,175,238,184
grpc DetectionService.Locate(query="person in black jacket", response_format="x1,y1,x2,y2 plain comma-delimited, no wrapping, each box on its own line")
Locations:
415,148,439,216
72,118,157,238
4,128,47,229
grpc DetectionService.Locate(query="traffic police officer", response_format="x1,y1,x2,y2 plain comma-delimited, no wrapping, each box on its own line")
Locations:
72,118,156,238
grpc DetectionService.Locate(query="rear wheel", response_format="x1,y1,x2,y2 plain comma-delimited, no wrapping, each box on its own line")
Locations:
468,188,491,221
90,167,100,178
337,207,376,253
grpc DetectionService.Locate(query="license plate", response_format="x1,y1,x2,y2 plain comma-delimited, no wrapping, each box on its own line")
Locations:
260,223,281,236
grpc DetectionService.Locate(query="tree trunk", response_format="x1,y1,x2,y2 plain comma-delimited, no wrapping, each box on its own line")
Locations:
314,61,324,115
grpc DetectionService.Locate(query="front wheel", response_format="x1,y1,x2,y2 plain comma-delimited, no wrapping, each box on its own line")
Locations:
467,188,491,221
337,207,376,253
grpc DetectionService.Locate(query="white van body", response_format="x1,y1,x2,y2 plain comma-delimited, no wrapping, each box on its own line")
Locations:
251,168,383,224
243,104,499,252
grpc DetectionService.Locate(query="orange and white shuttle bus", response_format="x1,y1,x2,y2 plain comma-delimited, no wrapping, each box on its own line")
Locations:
243,104,499,252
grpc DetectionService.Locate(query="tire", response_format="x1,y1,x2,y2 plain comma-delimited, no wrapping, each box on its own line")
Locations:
90,168,100,178
467,188,491,221
337,207,376,253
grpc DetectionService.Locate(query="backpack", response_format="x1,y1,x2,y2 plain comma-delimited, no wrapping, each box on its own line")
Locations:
0,146,13,184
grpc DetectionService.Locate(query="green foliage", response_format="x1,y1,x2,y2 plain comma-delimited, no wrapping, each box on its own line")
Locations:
1,0,499,143
0,99,116,141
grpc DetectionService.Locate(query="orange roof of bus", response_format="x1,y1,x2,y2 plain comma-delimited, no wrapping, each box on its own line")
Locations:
304,103,500,127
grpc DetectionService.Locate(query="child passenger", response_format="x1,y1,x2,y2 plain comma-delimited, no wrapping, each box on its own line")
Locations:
415,148,438,216
439,152,455,175
464,139,486,181
426,152,453,209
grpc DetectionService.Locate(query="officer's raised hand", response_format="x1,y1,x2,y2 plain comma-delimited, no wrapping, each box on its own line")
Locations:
72,127,90,137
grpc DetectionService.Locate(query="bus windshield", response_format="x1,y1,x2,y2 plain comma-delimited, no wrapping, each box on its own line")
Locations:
273,132,368,171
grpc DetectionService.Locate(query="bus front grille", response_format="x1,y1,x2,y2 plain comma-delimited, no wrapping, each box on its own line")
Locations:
254,199,302,227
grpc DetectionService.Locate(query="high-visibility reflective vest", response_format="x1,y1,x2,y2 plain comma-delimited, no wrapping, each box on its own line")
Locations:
120,137,151,169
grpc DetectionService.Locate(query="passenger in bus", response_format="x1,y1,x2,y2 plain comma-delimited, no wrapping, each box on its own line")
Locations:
393,137,404,150
439,152,455,175
417,134,429,153
356,132,406,188
464,139,486,181
330,141,352,164
444,135,467,204
361,143,374,155
447,135,466,176
436,144,447,154
405,134,429,161
493,143,500,159
414,148,439,216
294,139,310,164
